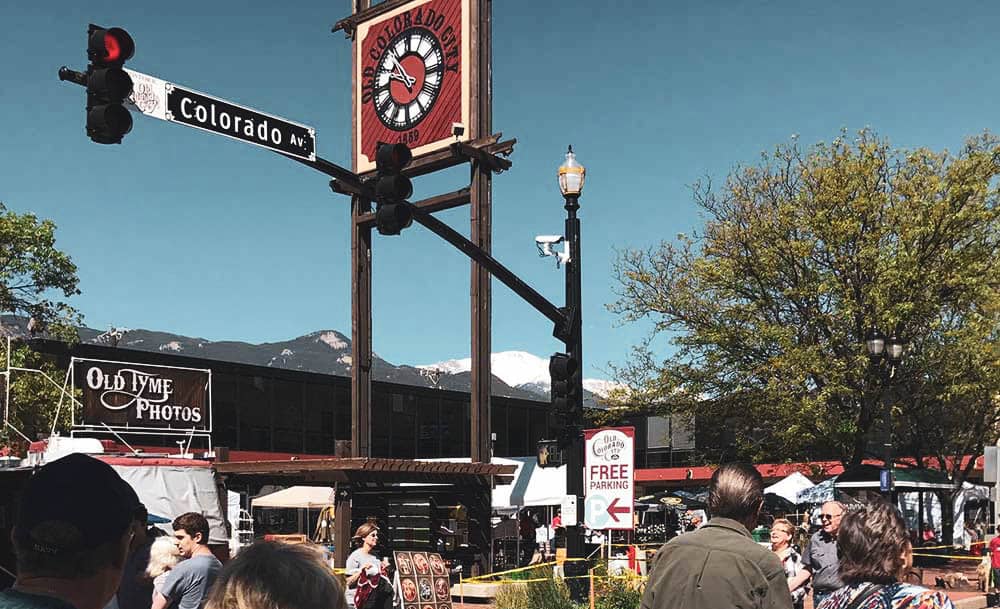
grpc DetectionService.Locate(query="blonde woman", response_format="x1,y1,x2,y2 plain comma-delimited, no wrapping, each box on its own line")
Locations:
146,536,181,603
771,518,809,609
204,541,346,609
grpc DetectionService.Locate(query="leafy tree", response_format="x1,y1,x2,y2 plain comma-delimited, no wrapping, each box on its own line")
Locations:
0,203,81,450
608,130,1000,485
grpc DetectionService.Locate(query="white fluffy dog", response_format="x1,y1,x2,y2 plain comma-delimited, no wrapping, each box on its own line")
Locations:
146,535,181,592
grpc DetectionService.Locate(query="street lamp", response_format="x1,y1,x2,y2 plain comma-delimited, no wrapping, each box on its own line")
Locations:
557,146,586,596
865,326,906,500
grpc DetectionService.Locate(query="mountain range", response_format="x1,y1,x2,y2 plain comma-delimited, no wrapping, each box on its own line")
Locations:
4,317,611,406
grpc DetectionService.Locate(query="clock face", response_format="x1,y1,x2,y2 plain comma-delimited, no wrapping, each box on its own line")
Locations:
372,27,444,131
355,0,470,173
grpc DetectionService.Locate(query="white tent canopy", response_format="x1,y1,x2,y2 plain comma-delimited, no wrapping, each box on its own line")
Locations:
423,457,566,510
897,481,991,547
252,485,336,509
765,472,815,504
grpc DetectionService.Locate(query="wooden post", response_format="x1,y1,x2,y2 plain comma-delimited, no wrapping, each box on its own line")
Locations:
589,568,595,609
350,0,373,458
469,0,493,464
334,485,352,568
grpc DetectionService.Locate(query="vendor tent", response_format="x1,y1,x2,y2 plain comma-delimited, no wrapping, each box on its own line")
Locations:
897,481,990,547
637,489,707,510
422,457,565,511
796,477,836,504
251,485,336,509
765,472,815,504
834,465,954,491
108,459,229,544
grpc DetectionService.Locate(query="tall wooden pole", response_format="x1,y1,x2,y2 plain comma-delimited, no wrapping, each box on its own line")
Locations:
469,0,492,463
350,0,372,459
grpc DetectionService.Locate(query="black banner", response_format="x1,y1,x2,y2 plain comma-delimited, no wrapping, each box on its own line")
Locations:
75,359,211,431
166,85,316,161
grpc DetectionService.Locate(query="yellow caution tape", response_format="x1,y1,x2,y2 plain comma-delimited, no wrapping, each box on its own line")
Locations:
462,558,589,583
470,573,648,585
911,553,984,561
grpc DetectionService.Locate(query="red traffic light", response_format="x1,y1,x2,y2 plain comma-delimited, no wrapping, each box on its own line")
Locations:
88,26,134,65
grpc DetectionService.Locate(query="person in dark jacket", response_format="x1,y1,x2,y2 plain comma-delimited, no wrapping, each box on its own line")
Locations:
640,462,793,609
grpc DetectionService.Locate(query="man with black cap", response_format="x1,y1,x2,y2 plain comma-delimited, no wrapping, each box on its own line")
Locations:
2,453,141,609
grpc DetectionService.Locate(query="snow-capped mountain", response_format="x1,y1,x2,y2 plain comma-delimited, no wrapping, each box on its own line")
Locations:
418,350,619,400
0,316,615,405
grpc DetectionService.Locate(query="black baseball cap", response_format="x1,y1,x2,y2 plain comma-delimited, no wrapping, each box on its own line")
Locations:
15,453,140,554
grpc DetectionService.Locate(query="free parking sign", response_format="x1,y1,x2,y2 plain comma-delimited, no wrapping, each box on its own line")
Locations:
584,427,635,530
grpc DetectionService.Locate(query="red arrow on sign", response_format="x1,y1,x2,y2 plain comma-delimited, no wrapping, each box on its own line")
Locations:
606,497,630,522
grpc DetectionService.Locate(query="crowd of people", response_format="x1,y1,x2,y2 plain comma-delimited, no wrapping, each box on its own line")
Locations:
639,462,957,609
0,454,349,609
0,454,975,609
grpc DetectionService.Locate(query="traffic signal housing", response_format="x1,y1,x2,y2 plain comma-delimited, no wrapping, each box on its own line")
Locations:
374,143,413,235
86,25,135,144
550,352,581,445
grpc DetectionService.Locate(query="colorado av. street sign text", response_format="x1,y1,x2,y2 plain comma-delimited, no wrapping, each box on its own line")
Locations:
126,69,316,161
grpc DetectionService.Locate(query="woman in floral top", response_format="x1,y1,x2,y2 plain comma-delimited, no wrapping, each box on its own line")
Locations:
770,518,809,609
817,501,953,609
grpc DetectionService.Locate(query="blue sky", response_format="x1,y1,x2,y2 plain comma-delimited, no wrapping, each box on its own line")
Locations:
2,1,998,377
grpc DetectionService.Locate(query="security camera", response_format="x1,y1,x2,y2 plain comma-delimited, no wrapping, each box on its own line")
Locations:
535,235,564,245
534,235,571,267
452,122,465,138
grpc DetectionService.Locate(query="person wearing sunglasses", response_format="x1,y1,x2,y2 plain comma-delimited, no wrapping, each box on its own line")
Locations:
789,501,846,607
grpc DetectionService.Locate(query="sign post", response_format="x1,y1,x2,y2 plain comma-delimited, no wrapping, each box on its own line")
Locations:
583,427,635,531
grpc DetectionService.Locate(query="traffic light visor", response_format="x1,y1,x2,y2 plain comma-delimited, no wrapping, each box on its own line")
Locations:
375,174,413,201
375,143,412,171
89,27,134,64
549,353,578,380
87,67,133,99
87,104,133,142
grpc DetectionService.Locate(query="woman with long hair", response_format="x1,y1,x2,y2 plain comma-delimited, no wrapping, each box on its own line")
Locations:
770,518,809,609
344,523,393,609
817,501,954,609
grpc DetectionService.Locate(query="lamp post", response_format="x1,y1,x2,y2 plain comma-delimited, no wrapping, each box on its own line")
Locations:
557,146,585,590
865,326,906,500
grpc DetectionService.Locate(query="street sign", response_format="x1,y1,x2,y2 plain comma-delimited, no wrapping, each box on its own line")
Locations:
125,69,316,161
583,426,635,530
879,468,892,493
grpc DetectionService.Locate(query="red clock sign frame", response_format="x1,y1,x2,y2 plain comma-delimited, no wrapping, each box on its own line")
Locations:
354,0,471,173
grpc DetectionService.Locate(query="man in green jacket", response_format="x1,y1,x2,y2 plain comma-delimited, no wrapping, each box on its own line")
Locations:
640,462,794,609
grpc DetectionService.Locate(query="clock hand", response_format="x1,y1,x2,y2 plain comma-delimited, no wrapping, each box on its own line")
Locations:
389,55,417,91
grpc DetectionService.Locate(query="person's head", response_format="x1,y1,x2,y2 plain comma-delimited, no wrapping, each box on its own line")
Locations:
352,522,379,550
204,541,346,609
819,501,846,536
146,536,181,579
11,454,139,606
769,518,795,550
172,512,210,558
708,462,765,530
838,500,912,585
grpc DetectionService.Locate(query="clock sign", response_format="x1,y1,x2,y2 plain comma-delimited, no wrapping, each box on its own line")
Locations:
355,0,471,173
